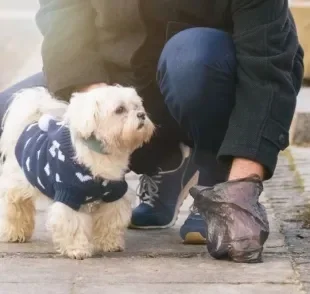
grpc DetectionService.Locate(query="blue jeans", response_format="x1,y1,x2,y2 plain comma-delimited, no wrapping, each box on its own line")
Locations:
157,27,236,182
0,28,236,182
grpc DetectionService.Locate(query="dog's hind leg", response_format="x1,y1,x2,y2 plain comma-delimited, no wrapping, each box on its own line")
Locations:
47,202,94,260
0,170,37,243
92,197,132,254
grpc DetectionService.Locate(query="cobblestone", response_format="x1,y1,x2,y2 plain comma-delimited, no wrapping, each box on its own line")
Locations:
264,150,310,293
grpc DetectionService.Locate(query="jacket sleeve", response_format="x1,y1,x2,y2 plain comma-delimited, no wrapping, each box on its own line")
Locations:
217,0,304,179
36,0,108,96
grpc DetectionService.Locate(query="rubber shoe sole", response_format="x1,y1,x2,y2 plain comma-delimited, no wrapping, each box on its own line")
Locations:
182,232,207,244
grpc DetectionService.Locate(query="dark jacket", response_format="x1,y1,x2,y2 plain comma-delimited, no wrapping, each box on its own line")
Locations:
36,0,304,178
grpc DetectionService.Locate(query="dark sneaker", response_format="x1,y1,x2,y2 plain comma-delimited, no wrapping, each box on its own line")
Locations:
179,210,207,244
190,175,270,263
129,144,198,229
180,151,230,244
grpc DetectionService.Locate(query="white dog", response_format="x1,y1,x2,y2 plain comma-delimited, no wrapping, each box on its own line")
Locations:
0,85,154,259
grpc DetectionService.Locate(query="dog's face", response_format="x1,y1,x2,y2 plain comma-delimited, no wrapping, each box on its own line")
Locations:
66,86,155,153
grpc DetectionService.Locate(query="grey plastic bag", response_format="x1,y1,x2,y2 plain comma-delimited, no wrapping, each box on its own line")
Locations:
190,175,269,263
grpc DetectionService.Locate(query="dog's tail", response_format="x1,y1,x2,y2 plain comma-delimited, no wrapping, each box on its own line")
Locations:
0,87,68,159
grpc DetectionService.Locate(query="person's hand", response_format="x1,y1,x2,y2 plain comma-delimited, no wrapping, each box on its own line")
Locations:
76,83,108,92
190,175,269,263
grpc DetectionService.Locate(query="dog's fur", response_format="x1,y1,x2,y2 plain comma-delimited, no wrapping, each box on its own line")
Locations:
0,86,154,259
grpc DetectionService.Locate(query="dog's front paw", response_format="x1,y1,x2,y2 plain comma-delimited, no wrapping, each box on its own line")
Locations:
65,248,93,260
96,245,125,254
94,238,125,253
107,245,124,253
0,225,32,243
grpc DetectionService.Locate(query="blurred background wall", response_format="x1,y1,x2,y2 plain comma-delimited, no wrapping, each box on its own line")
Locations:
291,0,310,80
0,1,309,92
0,0,42,92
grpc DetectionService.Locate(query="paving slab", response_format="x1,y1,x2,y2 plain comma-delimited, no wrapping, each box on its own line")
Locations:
0,174,301,293
0,256,296,284
0,282,301,294
73,284,301,294
0,181,287,257
0,260,301,293
0,283,71,294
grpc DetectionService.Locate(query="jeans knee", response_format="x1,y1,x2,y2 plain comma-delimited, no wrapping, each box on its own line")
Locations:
157,27,235,84
157,28,236,116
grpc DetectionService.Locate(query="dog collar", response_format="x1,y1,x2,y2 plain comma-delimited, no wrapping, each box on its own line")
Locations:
82,135,108,155
81,135,131,174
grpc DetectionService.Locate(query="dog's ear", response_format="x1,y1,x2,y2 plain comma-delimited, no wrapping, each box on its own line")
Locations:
65,92,100,139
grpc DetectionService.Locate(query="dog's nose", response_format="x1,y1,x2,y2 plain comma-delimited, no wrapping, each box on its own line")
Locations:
137,112,146,120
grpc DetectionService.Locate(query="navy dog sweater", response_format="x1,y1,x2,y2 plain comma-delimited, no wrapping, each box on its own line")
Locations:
15,117,128,210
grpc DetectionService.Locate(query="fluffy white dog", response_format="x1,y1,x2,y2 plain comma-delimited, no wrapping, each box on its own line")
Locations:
0,85,154,259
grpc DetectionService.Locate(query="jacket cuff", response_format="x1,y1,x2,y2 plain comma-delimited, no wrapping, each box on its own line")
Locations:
217,117,290,180
217,137,280,180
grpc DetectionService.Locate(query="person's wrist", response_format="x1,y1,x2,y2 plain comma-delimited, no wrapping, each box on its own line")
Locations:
228,158,265,181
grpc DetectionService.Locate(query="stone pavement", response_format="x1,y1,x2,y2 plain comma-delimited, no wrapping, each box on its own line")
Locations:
256,86,310,294
0,170,306,294
265,151,310,294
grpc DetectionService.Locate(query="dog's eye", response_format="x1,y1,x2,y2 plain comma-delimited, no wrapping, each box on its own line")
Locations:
115,106,126,114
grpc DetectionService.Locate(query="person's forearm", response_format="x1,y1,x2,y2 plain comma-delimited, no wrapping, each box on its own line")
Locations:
229,158,264,181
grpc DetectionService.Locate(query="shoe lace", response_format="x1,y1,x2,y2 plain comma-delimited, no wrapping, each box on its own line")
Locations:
137,171,162,207
189,203,200,215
